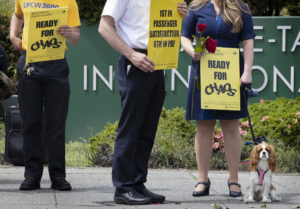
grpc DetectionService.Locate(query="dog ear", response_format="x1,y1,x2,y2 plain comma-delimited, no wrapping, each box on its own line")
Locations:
249,146,259,171
268,145,277,172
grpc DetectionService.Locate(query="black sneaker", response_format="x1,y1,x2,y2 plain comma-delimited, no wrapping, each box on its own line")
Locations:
20,177,41,190
51,177,72,191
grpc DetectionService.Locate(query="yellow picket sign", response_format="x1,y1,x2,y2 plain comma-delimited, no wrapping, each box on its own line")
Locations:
200,47,240,111
148,0,182,70
26,7,69,63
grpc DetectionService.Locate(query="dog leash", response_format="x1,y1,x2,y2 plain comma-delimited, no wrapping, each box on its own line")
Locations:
241,82,256,143
240,83,265,165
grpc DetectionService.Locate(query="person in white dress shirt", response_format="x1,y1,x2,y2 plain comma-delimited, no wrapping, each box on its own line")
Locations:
99,0,187,205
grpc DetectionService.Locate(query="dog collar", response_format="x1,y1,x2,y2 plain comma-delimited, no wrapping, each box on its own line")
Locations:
256,168,269,185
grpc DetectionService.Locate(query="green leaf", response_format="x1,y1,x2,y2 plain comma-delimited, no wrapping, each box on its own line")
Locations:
194,45,203,53
192,35,198,40
261,204,267,208
211,204,223,209
200,37,206,42
292,207,300,208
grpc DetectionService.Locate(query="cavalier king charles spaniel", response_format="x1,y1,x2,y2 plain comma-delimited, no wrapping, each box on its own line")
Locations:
243,142,281,203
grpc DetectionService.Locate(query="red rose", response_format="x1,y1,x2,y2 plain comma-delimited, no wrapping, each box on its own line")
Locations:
205,37,217,53
197,24,206,32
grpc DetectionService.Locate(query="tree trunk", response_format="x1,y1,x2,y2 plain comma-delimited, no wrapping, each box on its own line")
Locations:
267,1,274,16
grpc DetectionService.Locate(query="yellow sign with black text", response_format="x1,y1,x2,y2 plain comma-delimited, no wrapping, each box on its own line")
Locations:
26,7,68,63
148,0,182,70
200,47,240,111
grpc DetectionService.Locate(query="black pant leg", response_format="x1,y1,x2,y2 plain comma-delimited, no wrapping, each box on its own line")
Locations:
112,55,158,193
17,55,44,180
134,71,166,189
43,74,70,181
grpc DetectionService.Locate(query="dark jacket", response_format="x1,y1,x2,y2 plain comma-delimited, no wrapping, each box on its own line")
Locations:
0,46,8,74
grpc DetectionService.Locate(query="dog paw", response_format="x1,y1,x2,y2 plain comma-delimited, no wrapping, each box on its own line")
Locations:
261,199,272,203
272,197,281,202
245,198,255,203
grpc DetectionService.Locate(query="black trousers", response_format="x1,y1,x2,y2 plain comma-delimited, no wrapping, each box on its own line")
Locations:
17,51,70,181
112,50,166,192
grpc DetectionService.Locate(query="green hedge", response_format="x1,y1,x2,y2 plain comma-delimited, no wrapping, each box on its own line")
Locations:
88,99,300,172
241,97,300,149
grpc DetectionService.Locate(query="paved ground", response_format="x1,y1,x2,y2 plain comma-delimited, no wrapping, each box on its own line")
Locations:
0,167,299,209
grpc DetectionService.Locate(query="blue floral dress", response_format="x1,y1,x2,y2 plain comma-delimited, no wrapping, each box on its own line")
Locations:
182,1,255,120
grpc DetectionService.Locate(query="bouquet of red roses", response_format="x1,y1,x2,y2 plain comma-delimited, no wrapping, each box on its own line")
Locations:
193,24,217,55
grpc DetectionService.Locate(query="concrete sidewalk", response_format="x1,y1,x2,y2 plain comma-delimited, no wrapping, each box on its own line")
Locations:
0,167,299,209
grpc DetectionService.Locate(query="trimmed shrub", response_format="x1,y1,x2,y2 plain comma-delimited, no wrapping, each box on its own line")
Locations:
159,107,196,141
88,101,300,173
240,97,300,149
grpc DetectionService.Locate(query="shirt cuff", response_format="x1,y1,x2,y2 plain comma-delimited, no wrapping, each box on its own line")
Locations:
181,31,193,40
241,34,256,42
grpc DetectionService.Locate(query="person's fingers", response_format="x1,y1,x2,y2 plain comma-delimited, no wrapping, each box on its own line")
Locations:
144,56,155,67
194,53,202,60
143,60,155,72
57,29,72,34
178,10,187,16
19,42,23,52
178,2,187,6
58,25,70,29
139,64,149,73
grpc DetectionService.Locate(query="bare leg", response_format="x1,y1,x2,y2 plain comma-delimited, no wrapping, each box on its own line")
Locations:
220,119,242,192
194,120,216,192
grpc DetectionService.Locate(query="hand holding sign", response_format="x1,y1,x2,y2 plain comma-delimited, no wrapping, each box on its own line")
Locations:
177,2,188,19
129,51,155,73
57,25,73,38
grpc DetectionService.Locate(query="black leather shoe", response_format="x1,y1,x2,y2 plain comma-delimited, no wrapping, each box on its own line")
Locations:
192,178,211,197
20,177,41,190
51,177,72,191
228,180,242,197
136,187,165,203
114,189,152,205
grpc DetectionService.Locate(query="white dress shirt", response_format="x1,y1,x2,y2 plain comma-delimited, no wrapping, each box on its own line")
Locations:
101,0,151,49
